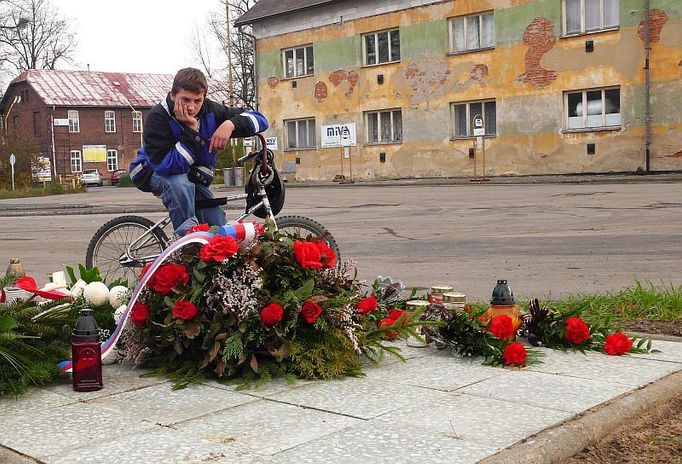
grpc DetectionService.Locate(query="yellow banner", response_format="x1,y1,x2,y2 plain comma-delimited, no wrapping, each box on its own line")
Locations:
82,145,107,162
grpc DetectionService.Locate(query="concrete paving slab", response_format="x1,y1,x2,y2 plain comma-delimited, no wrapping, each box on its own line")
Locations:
44,426,274,464
175,399,362,456
629,338,682,364
459,370,633,413
90,382,258,426
270,420,499,464
1,387,76,416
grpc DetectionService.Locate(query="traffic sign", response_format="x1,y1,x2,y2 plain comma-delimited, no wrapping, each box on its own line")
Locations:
473,115,485,137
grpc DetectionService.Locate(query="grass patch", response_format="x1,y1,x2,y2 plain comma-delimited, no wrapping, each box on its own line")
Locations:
0,183,85,199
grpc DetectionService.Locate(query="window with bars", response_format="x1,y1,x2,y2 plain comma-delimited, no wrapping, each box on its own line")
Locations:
285,118,316,149
563,0,619,35
565,87,620,130
364,29,400,66
449,11,495,53
106,149,118,172
105,110,116,132
70,150,82,173
283,45,314,78
365,109,403,144
132,111,143,133
451,100,497,137
68,110,79,133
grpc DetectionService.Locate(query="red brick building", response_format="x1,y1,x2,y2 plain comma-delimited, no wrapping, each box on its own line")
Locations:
0,70,228,180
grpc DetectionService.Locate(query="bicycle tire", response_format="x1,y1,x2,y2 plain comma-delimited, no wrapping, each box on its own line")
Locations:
276,215,341,264
85,215,169,283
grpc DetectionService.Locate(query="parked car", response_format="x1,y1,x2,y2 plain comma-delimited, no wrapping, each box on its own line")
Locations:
110,169,129,186
80,169,102,187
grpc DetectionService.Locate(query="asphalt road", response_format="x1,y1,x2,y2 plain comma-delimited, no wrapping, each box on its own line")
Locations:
1,180,681,301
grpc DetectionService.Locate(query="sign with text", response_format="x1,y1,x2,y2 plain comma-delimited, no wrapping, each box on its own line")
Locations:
83,145,107,162
473,115,485,137
265,137,278,150
53,118,69,126
321,123,356,148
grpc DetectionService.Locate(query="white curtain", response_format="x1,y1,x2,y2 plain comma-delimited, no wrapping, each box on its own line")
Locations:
481,13,494,48
451,17,465,52
565,0,581,34
603,0,620,28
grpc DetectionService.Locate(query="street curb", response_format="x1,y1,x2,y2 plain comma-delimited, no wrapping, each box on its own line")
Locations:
478,370,682,464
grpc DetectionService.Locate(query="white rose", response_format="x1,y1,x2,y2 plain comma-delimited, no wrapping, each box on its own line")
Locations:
70,279,88,298
83,282,110,307
109,286,131,308
113,304,127,324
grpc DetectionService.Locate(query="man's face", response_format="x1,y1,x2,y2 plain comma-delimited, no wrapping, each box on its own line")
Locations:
171,89,205,117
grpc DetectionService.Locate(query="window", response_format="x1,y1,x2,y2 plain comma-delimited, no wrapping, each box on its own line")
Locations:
451,100,496,137
564,0,619,35
20,89,29,103
105,110,116,132
70,150,82,173
449,11,495,53
285,118,316,149
364,29,400,66
68,110,79,133
366,109,403,144
283,45,314,78
33,112,40,136
106,149,118,172
565,87,620,130
132,111,143,132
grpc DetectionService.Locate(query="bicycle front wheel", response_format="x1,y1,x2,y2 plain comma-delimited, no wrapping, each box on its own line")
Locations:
276,215,341,264
85,215,169,283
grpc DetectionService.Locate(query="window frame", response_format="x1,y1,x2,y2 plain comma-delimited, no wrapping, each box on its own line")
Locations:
363,28,401,66
448,11,495,54
282,44,314,79
104,110,116,133
132,111,143,133
70,150,82,173
562,0,620,36
68,110,80,133
365,108,404,144
450,99,497,138
284,117,316,150
106,149,118,172
33,111,41,136
564,86,621,131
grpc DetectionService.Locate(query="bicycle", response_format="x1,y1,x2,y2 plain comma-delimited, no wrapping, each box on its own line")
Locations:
85,134,340,282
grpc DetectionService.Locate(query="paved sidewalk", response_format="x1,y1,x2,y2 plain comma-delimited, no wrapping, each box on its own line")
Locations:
2,339,681,464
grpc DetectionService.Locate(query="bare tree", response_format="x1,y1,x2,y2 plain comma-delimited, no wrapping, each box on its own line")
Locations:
0,0,77,75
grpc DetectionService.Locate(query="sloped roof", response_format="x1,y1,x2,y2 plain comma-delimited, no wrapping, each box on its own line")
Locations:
234,0,343,26
1,69,230,109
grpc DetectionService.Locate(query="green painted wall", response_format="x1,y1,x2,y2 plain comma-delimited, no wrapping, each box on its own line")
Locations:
399,20,448,59
257,49,282,80
496,0,560,46
314,36,362,72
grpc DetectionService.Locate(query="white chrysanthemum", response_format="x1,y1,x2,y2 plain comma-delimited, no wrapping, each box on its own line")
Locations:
109,286,131,308
70,279,88,297
113,304,127,324
83,281,110,306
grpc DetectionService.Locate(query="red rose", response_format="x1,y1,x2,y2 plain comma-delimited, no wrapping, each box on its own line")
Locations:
489,315,515,340
314,241,336,268
503,342,527,366
148,264,189,295
300,300,323,324
261,302,284,326
564,317,591,345
356,296,378,315
188,223,211,234
172,300,198,320
604,332,633,355
379,317,399,340
130,302,149,327
199,235,239,263
294,240,326,269
388,309,405,322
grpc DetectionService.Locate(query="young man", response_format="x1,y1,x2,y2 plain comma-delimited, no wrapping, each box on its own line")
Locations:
130,68,268,236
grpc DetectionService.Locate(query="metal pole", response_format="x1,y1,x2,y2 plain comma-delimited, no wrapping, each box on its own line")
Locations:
226,1,234,106
644,0,651,172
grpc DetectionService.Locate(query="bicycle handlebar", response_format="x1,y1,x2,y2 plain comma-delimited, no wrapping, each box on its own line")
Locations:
237,133,271,177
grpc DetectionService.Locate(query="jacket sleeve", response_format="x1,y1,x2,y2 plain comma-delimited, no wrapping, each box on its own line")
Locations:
209,100,269,138
143,110,197,176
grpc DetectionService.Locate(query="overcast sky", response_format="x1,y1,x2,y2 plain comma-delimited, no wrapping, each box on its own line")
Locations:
58,0,225,75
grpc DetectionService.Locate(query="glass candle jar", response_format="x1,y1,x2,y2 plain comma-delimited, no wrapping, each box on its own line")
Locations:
429,285,454,304
406,299,430,348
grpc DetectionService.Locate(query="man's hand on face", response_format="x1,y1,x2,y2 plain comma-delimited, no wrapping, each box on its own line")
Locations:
209,120,235,152
174,97,199,131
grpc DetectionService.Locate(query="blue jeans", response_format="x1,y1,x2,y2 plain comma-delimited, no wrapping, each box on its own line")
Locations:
150,173,226,236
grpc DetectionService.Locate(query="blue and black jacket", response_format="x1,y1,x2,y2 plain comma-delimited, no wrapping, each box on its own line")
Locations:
129,93,268,191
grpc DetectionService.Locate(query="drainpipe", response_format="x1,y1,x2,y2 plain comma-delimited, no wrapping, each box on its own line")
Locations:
239,26,259,110
644,0,651,172
50,105,57,177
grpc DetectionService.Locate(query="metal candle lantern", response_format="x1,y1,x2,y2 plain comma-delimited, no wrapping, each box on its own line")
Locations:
71,309,103,392
406,299,430,348
480,280,522,337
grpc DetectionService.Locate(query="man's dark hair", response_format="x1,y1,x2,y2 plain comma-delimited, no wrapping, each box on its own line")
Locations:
171,68,208,95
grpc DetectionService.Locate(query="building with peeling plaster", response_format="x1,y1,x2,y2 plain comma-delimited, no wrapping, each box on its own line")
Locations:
236,0,682,181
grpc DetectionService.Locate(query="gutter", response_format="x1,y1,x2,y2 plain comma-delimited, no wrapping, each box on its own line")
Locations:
644,0,651,172
50,106,57,177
